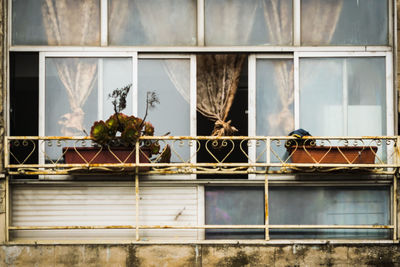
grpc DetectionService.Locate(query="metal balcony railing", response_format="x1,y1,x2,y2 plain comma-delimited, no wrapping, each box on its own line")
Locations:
4,136,399,242
4,136,400,175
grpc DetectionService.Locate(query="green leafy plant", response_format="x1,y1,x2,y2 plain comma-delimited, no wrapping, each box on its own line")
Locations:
90,84,170,161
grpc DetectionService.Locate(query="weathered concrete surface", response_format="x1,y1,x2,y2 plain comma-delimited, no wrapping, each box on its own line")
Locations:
0,0,4,173
1,244,400,267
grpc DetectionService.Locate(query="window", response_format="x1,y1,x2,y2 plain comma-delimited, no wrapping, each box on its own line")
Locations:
299,57,387,136
204,0,293,45
108,0,197,46
40,53,195,163
12,0,101,46
8,0,395,242
205,185,391,240
301,0,388,45
205,186,264,239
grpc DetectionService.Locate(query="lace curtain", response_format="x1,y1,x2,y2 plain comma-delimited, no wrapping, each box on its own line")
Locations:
197,54,247,136
42,0,99,136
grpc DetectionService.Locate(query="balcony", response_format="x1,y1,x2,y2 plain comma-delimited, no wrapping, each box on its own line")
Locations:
4,136,399,176
5,136,398,242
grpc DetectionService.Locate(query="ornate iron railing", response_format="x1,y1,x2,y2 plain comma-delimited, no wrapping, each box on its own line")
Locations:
4,136,399,242
4,136,400,175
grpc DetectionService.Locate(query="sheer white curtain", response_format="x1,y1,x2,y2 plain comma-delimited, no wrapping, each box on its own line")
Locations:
54,59,98,136
41,0,99,46
260,0,343,135
109,0,193,104
301,0,344,44
260,0,293,135
42,0,99,135
205,0,259,45
134,0,196,45
108,0,130,44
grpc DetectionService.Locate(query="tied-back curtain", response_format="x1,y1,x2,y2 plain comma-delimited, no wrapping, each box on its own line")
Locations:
54,59,98,136
268,62,294,135
197,54,247,136
261,0,343,135
42,0,99,136
262,0,293,135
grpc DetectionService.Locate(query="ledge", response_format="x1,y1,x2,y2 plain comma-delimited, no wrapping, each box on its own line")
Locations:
4,239,398,246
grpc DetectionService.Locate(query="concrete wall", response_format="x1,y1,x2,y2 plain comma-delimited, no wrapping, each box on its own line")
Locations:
1,244,400,267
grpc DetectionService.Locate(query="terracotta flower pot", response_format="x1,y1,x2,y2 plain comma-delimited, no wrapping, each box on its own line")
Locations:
62,146,151,170
287,146,378,164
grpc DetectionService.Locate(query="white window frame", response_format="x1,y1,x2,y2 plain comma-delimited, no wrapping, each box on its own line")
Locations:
38,52,197,180
249,51,394,180
294,51,394,136
7,0,394,52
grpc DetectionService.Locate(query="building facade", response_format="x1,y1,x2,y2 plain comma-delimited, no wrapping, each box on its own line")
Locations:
1,0,400,266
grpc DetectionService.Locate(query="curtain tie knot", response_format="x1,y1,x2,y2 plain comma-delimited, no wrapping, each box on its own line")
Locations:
212,120,238,137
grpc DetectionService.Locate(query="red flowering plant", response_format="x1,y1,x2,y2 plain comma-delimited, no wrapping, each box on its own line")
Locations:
90,84,170,162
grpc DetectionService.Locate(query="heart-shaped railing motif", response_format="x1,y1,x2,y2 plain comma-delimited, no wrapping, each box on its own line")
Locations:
205,139,235,164
9,140,36,165
5,136,398,175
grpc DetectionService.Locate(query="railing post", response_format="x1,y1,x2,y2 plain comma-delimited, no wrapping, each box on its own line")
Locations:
265,167,269,241
5,175,9,242
395,137,400,241
394,172,398,241
3,136,8,169
266,137,271,167
135,140,140,241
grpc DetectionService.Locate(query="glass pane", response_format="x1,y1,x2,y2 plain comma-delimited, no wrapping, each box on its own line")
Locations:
205,187,264,239
102,58,133,119
299,57,386,136
45,58,99,137
138,59,190,161
301,0,388,45
256,59,294,164
109,0,197,46
300,58,344,136
346,58,386,136
45,57,133,160
12,0,100,45
269,186,391,239
205,0,292,46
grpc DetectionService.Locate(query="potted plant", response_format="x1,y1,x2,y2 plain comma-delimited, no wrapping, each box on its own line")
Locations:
286,144,378,164
63,84,171,169
285,129,378,164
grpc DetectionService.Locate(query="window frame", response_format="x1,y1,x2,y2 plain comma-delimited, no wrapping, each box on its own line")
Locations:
7,0,394,49
249,51,394,180
38,52,197,180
